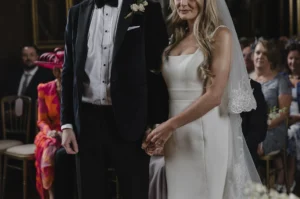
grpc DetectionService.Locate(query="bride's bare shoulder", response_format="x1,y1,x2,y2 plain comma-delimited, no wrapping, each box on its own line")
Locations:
212,26,232,43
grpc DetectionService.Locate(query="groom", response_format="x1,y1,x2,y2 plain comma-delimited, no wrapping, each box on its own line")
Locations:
60,0,169,198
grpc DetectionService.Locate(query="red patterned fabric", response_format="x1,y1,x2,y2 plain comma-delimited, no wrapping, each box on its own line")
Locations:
34,81,61,199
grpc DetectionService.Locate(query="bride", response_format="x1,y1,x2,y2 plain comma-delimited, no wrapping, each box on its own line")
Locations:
143,0,261,198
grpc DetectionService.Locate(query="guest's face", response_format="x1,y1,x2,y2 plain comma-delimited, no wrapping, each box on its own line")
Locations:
52,67,62,80
253,42,271,70
242,46,254,73
21,47,39,70
175,0,200,21
287,50,300,74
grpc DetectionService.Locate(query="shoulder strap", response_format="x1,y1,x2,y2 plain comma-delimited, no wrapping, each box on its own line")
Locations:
210,25,228,38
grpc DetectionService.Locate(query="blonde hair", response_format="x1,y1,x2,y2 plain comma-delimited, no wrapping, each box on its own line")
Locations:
165,0,220,85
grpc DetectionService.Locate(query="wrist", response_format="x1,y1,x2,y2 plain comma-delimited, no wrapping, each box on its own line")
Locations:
168,118,178,131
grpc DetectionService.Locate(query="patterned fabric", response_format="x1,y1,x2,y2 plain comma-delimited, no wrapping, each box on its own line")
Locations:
261,73,291,154
34,80,61,199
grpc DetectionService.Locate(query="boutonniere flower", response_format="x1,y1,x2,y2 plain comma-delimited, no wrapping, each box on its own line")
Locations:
125,0,148,19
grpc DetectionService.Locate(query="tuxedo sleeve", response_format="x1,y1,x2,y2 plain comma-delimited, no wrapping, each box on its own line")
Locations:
61,8,75,127
145,2,169,125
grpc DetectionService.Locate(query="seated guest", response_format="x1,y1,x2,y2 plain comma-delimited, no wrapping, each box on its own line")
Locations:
6,45,54,142
282,39,300,192
34,49,64,199
241,79,268,168
240,41,268,168
252,38,292,191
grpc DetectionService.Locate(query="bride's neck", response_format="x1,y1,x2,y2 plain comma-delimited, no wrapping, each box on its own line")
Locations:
187,20,194,34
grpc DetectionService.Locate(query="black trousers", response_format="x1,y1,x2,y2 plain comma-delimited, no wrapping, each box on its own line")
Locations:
77,103,150,199
54,147,76,199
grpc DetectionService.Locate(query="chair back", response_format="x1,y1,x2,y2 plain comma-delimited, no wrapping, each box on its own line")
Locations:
1,95,32,143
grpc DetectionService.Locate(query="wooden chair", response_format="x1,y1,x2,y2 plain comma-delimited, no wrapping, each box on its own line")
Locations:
259,119,290,193
260,148,289,193
1,96,36,199
0,96,32,198
108,168,121,199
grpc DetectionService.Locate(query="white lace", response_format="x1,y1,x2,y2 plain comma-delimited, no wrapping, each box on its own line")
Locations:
228,76,257,114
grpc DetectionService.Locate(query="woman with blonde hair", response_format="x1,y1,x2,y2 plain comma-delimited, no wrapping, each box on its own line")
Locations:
143,0,261,198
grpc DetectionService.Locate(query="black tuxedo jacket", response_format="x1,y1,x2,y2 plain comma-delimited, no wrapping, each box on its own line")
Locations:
61,0,169,141
241,79,267,166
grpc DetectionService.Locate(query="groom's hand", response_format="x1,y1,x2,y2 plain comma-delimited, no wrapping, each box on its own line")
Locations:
62,128,79,154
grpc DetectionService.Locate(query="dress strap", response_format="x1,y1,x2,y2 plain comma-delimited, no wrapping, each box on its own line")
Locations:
210,25,228,38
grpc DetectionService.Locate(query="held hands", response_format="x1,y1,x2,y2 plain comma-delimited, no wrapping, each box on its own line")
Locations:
142,120,176,155
62,128,79,154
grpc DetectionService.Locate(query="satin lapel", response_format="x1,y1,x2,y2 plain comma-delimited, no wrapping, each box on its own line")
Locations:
112,0,134,61
75,0,94,73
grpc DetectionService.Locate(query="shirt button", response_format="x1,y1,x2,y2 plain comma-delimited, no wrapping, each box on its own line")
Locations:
104,47,107,49
103,64,106,66
105,30,108,33
102,98,105,100
102,81,105,83
106,13,108,16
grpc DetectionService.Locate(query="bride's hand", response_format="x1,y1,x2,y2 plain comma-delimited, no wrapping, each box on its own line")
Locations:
144,120,176,148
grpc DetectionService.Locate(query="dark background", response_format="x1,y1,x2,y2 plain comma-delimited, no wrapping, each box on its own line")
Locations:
0,0,298,98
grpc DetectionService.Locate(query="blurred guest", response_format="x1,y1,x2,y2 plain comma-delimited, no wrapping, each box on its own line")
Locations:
253,38,292,192
7,45,54,141
283,39,300,192
34,49,64,199
239,39,268,168
241,78,268,168
243,45,255,77
240,37,251,50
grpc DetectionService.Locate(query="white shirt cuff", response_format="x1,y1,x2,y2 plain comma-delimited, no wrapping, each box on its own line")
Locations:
61,124,73,130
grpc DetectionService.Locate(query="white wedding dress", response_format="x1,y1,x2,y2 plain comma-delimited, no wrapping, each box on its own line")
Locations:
163,48,229,199
162,28,259,199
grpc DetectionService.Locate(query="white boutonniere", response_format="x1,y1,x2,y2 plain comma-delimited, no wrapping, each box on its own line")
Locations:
125,0,148,19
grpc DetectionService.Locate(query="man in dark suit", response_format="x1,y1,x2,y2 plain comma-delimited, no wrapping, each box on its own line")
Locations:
60,0,169,198
6,45,54,141
241,75,268,168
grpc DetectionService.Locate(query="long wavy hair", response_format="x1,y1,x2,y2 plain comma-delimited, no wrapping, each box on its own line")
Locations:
165,0,220,85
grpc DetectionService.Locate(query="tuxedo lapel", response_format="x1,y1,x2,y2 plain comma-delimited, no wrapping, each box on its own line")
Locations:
112,0,134,61
75,0,94,74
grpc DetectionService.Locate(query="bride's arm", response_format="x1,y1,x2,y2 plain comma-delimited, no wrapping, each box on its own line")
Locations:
168,28,232,129
145,28,232,145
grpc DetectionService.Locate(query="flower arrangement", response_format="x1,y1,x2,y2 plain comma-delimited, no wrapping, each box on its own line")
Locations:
244,182,299,199
267,106,288,125
125,0,148,19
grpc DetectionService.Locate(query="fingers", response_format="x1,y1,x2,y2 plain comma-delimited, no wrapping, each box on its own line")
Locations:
71,136,79,153
146,130,157,142
62,133,79,155
63,142,76,154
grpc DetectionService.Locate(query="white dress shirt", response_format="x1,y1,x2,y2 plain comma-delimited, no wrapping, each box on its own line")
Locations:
82,3,122,105
62,2,122,130
17,66,39,95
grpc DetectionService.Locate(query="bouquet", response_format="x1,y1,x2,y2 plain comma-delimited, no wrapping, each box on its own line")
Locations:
244,182,299,199
267,106,288,125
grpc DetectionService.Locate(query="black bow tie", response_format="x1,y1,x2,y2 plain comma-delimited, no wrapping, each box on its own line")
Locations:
94,0,118,8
